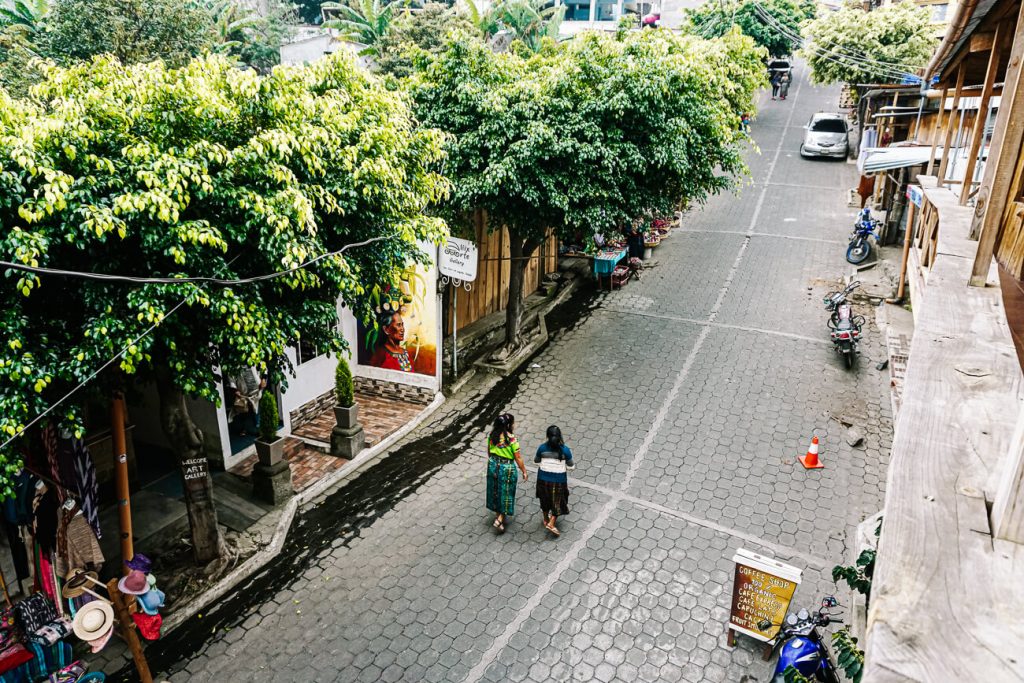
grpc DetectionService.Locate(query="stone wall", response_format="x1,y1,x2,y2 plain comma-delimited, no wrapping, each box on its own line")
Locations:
289,379,434,431
288,388,335,431
354,377,434,406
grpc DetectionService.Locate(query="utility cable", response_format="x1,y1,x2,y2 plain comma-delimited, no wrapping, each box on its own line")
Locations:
0,232,396,453
0,233,400,287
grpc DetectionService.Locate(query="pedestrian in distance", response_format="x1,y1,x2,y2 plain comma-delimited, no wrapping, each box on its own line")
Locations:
486,413,527,534
779,72,791,100
771,72,781,100
535,426,574,537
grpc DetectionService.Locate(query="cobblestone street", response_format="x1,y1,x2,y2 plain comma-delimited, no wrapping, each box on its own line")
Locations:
143,70,894,683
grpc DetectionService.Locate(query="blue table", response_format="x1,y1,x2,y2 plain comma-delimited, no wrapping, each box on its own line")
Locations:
593,249,627,290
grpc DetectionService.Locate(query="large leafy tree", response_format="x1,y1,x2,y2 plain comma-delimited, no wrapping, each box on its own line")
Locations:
36,0,216,68
411,29,762,348
801,3,933,85
687,0,804,57
0,0,48,38
0,53,448,562
375,3,474,78
205,0,298,72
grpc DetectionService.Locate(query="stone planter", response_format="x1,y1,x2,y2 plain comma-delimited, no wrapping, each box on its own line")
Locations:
331,403,365,459
254,436,287,466
334,404,359,430
252,437,292,505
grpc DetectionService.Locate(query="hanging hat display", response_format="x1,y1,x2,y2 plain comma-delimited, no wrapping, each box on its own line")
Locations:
71,601,114,643
61,570,100,600
131,612,162,641
136,589,166,616
117,570,149,595
124,554,152,574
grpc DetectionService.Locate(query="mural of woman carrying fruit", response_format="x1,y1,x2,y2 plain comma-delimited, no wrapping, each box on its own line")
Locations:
358,264,438,377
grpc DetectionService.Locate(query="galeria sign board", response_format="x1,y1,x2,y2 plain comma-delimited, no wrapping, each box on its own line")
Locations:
439,237,478,283
728,548,802,643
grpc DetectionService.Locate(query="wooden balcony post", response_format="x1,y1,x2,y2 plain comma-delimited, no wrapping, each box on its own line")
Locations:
960,22,1005,207
925,87,948,176
937,63,967,187
970,8,1024,285
992,406,1024,543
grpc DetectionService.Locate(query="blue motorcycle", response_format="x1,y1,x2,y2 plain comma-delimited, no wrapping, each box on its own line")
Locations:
766,597,844,682
846,208,881,265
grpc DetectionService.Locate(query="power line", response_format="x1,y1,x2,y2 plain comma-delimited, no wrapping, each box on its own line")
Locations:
749,2,922,78
0,233,401,453
0,233,401,286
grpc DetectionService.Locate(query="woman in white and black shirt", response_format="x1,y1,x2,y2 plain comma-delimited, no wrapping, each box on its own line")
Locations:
534,426,574,537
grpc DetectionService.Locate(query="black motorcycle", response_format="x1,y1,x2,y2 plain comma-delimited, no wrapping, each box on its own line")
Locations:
824,281,865,369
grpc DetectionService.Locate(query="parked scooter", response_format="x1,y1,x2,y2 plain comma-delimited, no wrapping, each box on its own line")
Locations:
824,281,865,369
846,208,881,265
765,597,844,683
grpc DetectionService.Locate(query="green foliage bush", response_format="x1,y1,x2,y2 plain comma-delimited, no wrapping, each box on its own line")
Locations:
258,389,279,442
335,356,355,407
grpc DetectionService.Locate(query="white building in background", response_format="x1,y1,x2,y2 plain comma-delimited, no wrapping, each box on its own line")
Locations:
556,0,701,34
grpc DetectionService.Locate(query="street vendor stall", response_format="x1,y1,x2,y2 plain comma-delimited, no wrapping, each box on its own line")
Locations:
592,247,627,290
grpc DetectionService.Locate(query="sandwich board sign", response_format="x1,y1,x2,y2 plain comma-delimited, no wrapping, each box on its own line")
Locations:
439,237,478,284
727,548,802,646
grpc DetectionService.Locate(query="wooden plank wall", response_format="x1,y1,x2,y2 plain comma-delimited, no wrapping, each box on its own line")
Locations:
448,210,559,333
995,134,1024,277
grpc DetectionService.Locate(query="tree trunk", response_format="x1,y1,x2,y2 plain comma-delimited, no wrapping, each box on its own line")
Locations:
504,233,539,349
154,366,225,564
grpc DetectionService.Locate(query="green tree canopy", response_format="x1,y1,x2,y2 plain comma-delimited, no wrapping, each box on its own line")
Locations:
375,3,475,78
0,53,448,560
801,3,933,85
322,0,401,56
36,0,216,68
687,0,805,57
410,29,763,347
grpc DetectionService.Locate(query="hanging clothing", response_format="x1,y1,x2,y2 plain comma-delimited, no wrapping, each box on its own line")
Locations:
70,440,101,540
1,519,29,583
54,504,103,577
32,486,58,556
40,425,63,503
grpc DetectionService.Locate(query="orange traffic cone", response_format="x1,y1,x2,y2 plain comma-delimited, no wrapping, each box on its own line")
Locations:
798,436,824,469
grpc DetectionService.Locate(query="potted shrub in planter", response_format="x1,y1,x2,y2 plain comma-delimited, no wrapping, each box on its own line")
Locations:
252,389,293,504
331,357,364,458
254,390,285,466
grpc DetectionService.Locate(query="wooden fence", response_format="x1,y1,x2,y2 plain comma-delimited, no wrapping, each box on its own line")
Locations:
447,210,559,333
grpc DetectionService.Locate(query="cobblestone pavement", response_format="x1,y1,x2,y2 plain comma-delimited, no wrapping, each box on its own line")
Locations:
144,71,893,683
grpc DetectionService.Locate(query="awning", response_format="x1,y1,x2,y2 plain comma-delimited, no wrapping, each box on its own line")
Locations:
858,146,945,175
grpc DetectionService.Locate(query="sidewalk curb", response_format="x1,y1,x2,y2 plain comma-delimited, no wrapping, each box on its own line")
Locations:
162,392,446,634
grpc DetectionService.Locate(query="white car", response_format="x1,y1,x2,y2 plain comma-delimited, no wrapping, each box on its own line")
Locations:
800,113,849,160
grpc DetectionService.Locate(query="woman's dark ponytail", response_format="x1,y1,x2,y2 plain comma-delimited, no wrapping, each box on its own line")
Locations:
546,425,563,451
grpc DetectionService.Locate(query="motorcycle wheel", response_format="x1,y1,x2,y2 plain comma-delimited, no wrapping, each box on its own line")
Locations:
843,349,854,369
846,237,870,265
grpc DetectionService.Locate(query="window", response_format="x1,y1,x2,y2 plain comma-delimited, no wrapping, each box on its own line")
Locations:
931,3,948,21
811,119,848,133
294,323,341,365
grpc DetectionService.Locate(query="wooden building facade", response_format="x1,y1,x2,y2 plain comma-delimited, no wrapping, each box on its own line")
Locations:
865,0,1024,678
445,210,559,333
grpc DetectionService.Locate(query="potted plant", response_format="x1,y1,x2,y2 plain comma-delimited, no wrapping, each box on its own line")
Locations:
252,388,293,504
331,356,364,458
334,356,357,429
254,390,285,466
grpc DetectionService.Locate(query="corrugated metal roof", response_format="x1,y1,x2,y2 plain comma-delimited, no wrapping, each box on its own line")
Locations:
858,147,945,174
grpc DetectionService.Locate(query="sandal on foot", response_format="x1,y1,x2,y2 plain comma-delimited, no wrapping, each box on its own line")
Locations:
497,522,506,534
546,523,560,537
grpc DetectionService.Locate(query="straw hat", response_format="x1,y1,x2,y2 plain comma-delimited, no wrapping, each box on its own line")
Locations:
61,570,99,600
72,601,114,642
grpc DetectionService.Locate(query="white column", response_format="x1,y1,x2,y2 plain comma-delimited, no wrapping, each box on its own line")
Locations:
589,0,596,22
616,0,624,19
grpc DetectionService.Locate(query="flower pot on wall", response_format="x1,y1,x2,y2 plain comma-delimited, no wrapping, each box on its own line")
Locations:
331,404,364,459
254,436,287,466
334,404,359,430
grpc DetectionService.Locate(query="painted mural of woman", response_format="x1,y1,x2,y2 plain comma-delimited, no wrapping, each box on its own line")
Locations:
368,308,413,372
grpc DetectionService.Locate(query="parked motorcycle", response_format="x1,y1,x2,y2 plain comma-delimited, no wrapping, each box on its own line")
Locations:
824,281,865,369
765,596,844,683
846,208,881,265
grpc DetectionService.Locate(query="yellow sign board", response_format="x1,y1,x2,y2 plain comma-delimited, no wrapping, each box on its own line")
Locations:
728,549,802,643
